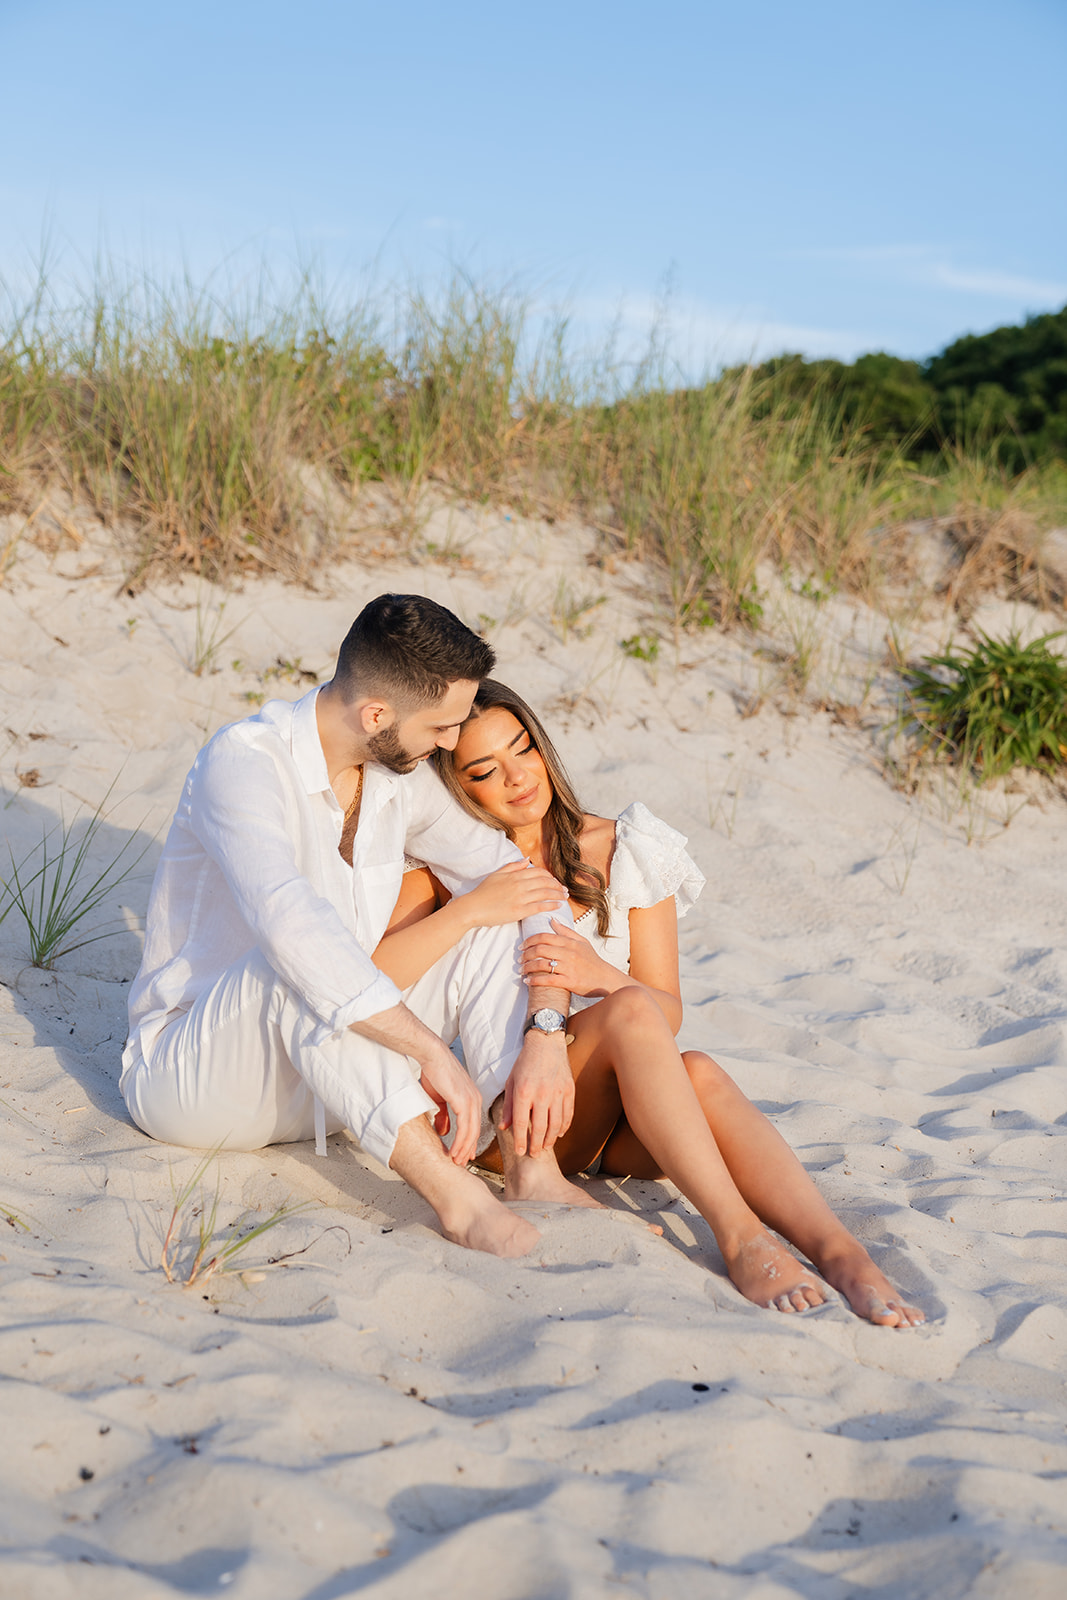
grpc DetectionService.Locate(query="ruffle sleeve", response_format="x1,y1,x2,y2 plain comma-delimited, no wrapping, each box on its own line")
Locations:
608,801,706,920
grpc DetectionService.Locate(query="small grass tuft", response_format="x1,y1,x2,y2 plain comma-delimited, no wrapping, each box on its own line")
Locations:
1,788,150,968
620,633,660,663
906,629,1067,780
160,1148,316,1288
189,593,240,676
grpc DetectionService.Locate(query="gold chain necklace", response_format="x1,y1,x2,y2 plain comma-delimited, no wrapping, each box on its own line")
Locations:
338,764,364,866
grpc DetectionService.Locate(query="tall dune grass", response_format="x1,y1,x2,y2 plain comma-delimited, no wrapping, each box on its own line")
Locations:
1,265,1064,620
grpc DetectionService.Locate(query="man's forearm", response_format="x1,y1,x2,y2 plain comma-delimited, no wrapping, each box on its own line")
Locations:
350,1001,445,1069
525,983,571,1022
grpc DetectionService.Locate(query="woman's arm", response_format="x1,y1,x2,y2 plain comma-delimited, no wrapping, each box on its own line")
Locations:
625,898,684,1034
373,867,469,989
374,862,566,991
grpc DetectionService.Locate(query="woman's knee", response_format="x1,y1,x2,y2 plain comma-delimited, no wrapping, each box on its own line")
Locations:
681,1049,732,1101
598,984,667,1035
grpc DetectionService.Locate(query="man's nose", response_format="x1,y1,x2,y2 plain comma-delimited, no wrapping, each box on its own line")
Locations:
436,726,461,751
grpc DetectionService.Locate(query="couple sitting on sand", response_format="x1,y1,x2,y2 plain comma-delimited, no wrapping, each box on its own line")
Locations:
120,593,922,1327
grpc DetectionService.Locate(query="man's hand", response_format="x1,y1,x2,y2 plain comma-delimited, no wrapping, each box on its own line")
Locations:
351,1001,482,1168
499,1031,575,1156
457,861,567,932
417,1041,484,1168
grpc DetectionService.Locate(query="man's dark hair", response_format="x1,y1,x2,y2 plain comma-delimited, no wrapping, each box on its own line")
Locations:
333,593,495,707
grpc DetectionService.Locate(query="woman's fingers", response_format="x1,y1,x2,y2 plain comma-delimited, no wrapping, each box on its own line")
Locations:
522,934,571,961
523,971,570,989
520,949,565,971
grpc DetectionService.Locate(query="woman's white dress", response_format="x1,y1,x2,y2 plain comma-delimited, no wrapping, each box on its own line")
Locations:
403,801,704,1152
569,800,705,1012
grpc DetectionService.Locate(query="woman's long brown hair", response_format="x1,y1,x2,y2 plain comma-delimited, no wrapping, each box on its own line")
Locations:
432,679,611,936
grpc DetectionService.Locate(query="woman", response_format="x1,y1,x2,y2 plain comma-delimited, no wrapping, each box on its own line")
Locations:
375,680,924,1328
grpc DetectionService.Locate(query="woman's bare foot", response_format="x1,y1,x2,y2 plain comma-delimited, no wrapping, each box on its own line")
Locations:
818,1243,925,1327
724,1228,828,1312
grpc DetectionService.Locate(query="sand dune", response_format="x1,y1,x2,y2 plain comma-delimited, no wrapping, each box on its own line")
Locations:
1,503,1065,1597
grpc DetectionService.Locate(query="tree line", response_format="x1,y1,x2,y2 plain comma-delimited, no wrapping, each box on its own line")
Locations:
732,304,1067,469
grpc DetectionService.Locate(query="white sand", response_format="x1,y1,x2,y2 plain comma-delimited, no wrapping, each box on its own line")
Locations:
1,501,1066,1597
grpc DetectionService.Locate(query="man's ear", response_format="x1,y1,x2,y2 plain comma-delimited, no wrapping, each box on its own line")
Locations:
358,699,394,735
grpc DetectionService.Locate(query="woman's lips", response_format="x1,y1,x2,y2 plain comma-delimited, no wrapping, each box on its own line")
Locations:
509,785,539,806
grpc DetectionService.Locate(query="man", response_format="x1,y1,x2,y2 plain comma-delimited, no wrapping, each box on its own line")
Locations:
121,594,575,1258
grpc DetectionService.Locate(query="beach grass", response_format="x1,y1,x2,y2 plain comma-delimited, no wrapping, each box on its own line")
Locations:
906,629,1067,780
2,265,1065,624
0,788,149,968
159,1148,316,1288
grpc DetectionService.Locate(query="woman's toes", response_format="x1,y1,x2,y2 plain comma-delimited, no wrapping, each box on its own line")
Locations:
773,1293,799,1313
868,1295,924,1328
888,1300,926,1327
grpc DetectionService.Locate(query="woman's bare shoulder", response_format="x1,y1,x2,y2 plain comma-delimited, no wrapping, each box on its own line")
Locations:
580,814,617,875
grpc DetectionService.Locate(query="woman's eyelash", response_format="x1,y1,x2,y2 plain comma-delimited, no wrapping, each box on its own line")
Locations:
466,742,536,783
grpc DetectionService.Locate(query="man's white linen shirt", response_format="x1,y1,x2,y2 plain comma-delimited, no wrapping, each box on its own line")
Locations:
123,687,544,1067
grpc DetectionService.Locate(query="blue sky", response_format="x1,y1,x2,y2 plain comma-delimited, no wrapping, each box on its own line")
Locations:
2,0,1065,367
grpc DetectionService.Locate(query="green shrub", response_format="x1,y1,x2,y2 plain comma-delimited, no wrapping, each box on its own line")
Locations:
906,629,1067,779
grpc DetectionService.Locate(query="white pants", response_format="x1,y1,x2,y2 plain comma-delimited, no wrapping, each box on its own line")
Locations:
120,922,526,1169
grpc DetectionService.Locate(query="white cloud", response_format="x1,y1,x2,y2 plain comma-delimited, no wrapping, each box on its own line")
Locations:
931,263,1067,301
560,290,878,372
789,243,1066,304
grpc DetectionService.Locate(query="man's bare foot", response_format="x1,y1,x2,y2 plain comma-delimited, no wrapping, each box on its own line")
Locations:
439,1174,541,1258
389,1115,540,1258
503,1147,606,1210
818,1243,925,1327
724,1228,828,1312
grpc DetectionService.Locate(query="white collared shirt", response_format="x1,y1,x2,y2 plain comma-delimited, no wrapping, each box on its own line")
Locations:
123,687,536,1061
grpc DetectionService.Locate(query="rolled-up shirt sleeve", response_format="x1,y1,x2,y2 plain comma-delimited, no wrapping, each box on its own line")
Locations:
190,735,403,1037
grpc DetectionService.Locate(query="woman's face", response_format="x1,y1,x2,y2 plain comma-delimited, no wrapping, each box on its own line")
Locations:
452,706,552,830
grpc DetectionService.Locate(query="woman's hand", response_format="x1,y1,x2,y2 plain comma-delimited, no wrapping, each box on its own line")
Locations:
521,917,622,999
458,861,567,931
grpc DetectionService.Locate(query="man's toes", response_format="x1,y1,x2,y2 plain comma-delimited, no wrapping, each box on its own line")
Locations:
800,1283,826,1309
773,1293,799,1313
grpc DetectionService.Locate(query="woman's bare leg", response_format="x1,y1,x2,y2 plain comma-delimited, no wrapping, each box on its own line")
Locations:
550,990,826,1313
489,1097,607,1209
600,1050,924,1328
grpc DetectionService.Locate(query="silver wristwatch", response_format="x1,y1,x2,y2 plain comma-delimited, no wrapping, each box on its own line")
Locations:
523,1007,567,1037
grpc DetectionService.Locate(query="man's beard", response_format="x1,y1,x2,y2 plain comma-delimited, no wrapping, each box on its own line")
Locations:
367,722,429,775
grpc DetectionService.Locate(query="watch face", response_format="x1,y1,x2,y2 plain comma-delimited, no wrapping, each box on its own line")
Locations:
533,1008,565,1031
